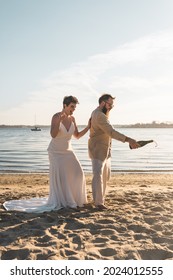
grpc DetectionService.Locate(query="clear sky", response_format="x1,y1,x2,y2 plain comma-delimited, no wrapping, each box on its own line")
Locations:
1,0,173,125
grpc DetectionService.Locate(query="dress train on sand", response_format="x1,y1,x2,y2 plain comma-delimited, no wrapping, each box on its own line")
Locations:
3,122,87,213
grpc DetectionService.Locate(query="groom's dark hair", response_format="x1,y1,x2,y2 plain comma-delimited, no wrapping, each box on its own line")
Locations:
99,94,115,104
63,96,79,106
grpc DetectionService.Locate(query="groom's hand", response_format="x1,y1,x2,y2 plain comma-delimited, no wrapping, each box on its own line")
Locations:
125,137,140,149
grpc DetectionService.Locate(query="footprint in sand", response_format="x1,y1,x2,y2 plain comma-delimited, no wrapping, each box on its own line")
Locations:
152,236,173,245
93,237,109,243
59,248,78,258
139,185,148,188
134,233,148,240
0,233,14,246
128,223,154,234
150,206,164,212
66,249,78,256
100,229,118,236
64,220,86,230
37,235,52,242
152,224,164,231
71,235,82,245
92,236,111,248
49,228,67,240
99,247,117,257
169,245,173,251
96,218,115,224
139,248,173,260
42,215,57,223
144,217,156,224
69,235,85,250
68,255,81,260
1,248,30,260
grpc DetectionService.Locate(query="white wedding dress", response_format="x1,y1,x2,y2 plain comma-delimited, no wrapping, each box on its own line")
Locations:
3,122,87,213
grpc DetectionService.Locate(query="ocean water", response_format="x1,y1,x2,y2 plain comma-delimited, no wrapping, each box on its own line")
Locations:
0,127,173,173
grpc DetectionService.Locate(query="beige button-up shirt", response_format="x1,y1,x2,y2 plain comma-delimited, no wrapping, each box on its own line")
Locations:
88,107,126,161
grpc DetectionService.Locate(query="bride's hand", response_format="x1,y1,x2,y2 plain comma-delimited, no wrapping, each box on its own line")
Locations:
87,117,91,129
71,116,75,123
58,111,66,121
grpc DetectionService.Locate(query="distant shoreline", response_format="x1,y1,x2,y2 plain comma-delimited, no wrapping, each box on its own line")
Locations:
0,122,173,128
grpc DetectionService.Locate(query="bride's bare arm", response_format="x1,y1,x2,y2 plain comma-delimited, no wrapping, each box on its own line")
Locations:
73,117,91,139
50,112,66,138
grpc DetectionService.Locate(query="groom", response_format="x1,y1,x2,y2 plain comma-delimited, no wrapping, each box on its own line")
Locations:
88,93,139,210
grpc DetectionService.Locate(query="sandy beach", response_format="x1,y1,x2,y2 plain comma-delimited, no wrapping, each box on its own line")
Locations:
0,173,173,260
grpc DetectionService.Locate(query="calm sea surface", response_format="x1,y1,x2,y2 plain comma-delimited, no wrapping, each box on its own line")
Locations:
0,127,173,173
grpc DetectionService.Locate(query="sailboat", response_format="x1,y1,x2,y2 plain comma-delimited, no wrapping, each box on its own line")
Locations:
31,126,41,131
31,115,41,131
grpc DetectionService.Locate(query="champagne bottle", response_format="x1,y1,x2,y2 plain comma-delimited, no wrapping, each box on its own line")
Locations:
129,140,154,149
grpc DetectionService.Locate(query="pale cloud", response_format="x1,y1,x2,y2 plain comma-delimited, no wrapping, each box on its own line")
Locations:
1,29,173,125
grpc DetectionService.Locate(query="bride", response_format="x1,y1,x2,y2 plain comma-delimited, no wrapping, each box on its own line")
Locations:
3,96,90,213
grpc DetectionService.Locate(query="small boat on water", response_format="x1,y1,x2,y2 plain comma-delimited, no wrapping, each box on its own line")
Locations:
31,126,41,131
31,115,41,131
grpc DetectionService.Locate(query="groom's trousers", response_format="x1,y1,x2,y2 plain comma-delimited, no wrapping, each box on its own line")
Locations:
91,158,111,205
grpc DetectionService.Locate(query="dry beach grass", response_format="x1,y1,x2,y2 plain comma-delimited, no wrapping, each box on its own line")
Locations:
0,173,173,260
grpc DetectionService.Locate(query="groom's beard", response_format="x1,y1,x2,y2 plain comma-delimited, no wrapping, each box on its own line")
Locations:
102,105,108,115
